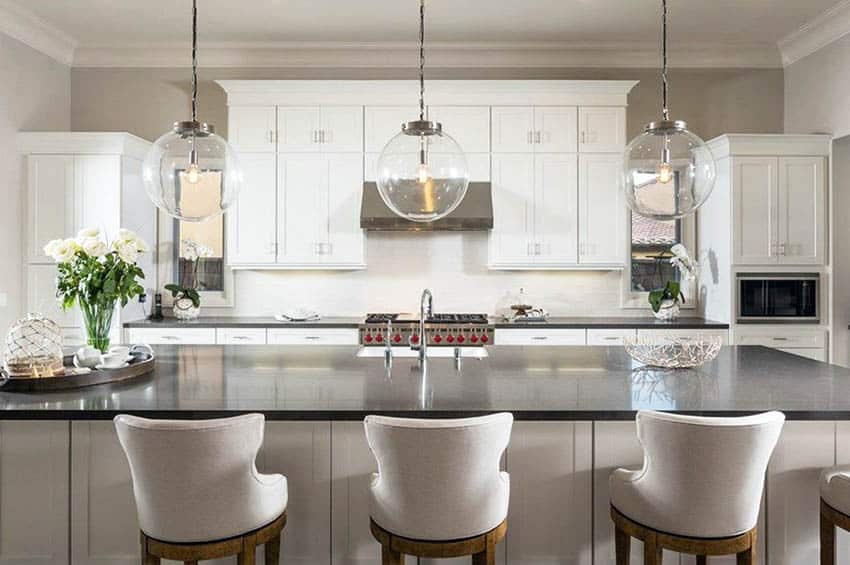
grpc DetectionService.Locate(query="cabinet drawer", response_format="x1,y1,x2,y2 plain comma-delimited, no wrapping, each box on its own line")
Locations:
587,328,637,345
495,328,586,346
733,330,826,349
127,328,216,345
267,328,359,345
216,328,267,345
778,347,827,362
636,329,729,345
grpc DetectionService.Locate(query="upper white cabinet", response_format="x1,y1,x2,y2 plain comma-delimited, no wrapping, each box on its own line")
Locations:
492,106,578,153
578,107,626,153
364,106,418,153
226,152,277,265
533,153,578,265
579,154,625,265
427,105,490,153
277,106,362,153
490,153,535,265
720,139,827,266
228,106,277,152
26,154,74,263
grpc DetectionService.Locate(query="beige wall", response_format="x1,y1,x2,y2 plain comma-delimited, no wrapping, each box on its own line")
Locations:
0,34,70,335
71,66,784,142
785,34,850,136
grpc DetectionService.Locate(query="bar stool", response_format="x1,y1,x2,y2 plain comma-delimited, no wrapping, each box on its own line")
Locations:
114,414,288,565
365,413,513,565
819,466,850,564
610,410,784,565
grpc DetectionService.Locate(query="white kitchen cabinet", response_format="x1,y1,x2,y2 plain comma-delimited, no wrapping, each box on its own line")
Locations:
364,106,418,153
228,106,277,152
365,152,490,182
277,106,363,153
732,326,827,361
490,153,535,266
26,154,74,262
491,106,577,153
731,156,825,266
579,153,625,265
636,328,730,344
226,152,277,265
779,347,827,362
277,153,364,268
127,327,217,345
0,422,69,565
587,328,637,345
216,327,267,344
267,328,358,345
578,107,626,153
494,328,586,346
534,153,578,265
428,105,491,152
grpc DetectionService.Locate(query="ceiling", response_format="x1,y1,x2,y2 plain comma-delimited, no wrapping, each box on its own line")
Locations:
1,0,847,67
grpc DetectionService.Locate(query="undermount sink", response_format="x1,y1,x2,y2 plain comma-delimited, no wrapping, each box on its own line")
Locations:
356,346,489,359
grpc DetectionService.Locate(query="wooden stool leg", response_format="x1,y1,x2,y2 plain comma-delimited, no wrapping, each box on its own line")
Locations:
140,532,160,565
614,525,630,565
737,530,756,565
472,530,497,565
644,532,663,565
183,562,198,565
696,556,707,565
822,505,836,565
265,532,282,565
381,544,403,565
238,533,257,565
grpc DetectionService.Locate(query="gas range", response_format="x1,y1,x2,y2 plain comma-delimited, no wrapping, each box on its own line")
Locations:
360,313,494,347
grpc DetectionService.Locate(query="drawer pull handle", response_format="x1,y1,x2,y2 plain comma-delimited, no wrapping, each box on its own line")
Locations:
531,336,548,340
162,336,179,340
772,337,789,341
233,336,250,340
604,336,619,341
304,336,321,340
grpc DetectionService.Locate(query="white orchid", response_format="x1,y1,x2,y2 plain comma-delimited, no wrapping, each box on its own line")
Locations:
670,243,699,282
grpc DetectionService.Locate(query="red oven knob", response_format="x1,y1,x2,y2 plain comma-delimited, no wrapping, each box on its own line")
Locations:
433,334,442,343
375,334,384,343
393,334,402,343
364,334,373,343
446,334,455,343
457,334,466,344
470,334,479,343
410,334,420,344
480,334,489,343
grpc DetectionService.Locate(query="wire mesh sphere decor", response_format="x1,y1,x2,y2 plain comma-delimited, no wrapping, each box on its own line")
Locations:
2,314,64,378
623,335,722,369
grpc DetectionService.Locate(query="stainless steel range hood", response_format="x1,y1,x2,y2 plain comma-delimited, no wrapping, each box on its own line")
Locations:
360,182,493,231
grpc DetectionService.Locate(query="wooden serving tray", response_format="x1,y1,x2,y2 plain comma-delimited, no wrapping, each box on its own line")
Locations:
0,353,155,392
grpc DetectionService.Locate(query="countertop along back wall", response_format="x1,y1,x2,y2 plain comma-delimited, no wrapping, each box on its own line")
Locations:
70,66,783,316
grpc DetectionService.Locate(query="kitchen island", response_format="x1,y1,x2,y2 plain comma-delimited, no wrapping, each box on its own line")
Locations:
0,344,846,565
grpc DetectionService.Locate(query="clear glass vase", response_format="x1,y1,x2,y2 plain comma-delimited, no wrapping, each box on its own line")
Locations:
79,300,115,353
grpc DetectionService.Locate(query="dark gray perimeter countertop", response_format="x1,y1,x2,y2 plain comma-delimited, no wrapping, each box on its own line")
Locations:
124,316,728,330
0,344,845,420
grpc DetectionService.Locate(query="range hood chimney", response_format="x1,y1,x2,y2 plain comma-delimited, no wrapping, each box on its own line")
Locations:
360,182,493,231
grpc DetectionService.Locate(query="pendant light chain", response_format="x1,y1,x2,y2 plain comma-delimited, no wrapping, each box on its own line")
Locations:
418,0,425,122
661,0,669,121
191,0,198,123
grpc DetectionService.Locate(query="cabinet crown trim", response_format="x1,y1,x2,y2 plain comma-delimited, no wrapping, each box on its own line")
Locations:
18,132,152,160
707,134,831,159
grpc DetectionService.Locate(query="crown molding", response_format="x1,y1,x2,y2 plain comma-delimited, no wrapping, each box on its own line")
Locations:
0,0,76,66
778,0,850,67
72,40,782,69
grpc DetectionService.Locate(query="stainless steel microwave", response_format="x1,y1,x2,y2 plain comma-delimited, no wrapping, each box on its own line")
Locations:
737,273,819,323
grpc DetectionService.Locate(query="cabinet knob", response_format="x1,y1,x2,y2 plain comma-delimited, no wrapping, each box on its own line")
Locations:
534,131,542,144
527,131,533,145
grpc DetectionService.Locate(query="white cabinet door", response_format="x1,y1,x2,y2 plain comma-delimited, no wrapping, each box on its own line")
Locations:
277,106,321,152
587,328,637,345
227,153,277,265
267,328,359,345
494,328,586,345
278,154,323,265
27,154,74,262
534,153,578,265
489,153,535,266
228,106,277,152
733,157,779,265
578,107,626,153
777,156,825,265
535,106,578,153
325,154,365,266
126,327,217,344
428,105,491,153
492,106,535,153
579,153,625,265
364,106,417,153
75,155,120,236
320,106,363,152
216,328,268,344
636,328,729,345
0,422,69,565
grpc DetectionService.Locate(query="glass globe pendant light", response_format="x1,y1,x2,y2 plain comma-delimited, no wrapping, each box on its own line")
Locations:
622,0,715,220
142,0,242,222
376,0,469,223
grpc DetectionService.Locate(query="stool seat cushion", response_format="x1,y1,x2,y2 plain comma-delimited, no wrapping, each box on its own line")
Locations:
609,410,784,539
821,466,850,514
115,414,288,543
365,413,513,541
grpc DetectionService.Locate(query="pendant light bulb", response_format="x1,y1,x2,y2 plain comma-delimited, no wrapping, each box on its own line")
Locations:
621,0,715,220
141,0,243,222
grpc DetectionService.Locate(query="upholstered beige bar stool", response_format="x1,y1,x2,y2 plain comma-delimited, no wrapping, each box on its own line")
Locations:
114,413,288,565
365,413,513,565
610,410,784,565
819,466,850,564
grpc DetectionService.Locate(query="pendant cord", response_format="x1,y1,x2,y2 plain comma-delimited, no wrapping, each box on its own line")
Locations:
419,0,425,122
661,0,669,121
191,0,198,123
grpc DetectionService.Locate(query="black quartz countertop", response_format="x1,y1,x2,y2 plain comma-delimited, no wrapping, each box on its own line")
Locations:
124,316,728,330
0,344,846,420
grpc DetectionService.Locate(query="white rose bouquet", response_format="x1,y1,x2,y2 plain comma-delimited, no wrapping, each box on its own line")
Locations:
43,227,148,352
